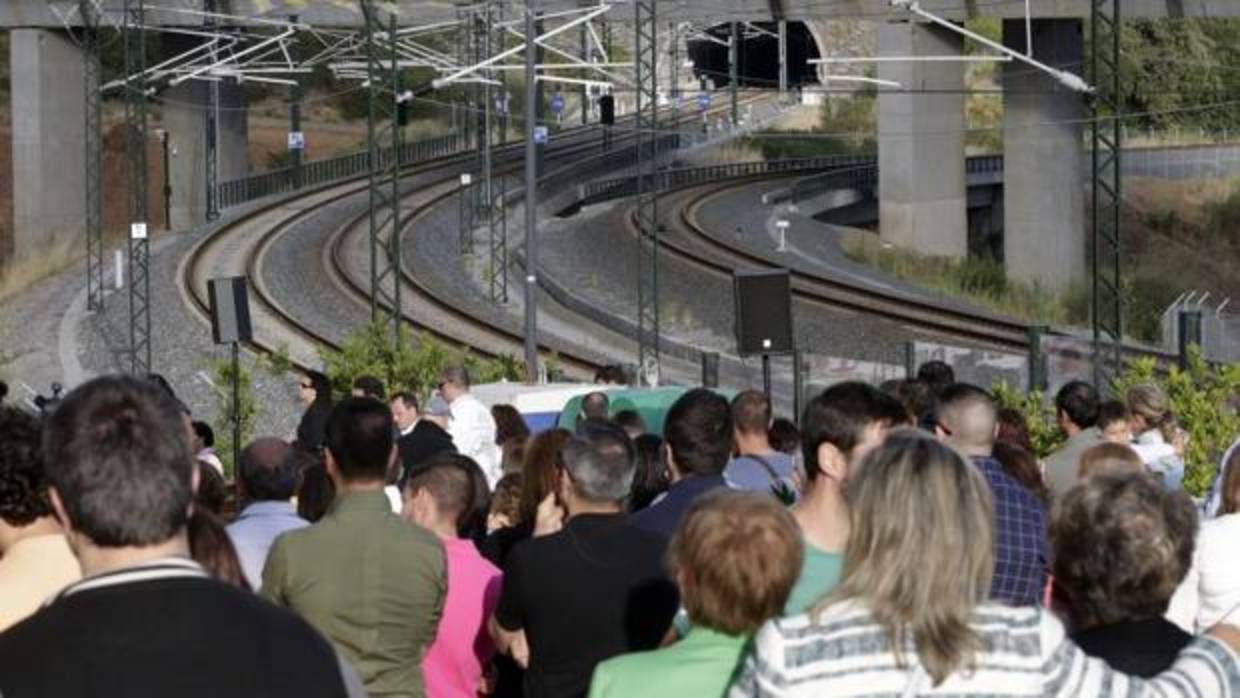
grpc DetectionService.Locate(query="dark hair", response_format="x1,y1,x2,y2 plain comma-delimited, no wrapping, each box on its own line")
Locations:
42,376,193,547
296,452,334,523
145,373,178,401
239,438,300,502
491,404,530,446
0,380,8,403
992,441,1050,506
411,452,491,540
352,375,386,400
1056,380,1099,429
663,389,732,477
768,418,799,455
325,397,395,482
1051,472,1197,628
520,429,572,524
892,379,934,425
188,510,250,590
192,421,215,449
614,409,647,436
730,390,772,435
581,392,611,421
916,361,955,395
1096,400,1130,430
194,462,229,516
0,407,52,526
996,408,1034,452
629,433,668,512
593,365,627,384
801,382,902,482
305,370,332,403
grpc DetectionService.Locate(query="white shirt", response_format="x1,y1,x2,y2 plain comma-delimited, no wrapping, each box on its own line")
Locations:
1172,513,1240,633
1131,430,1176,465
446,392,500,487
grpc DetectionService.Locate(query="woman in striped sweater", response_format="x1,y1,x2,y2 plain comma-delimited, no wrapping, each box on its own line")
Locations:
731,429,1240,697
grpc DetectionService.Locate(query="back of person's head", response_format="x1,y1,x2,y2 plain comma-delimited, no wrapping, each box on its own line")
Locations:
1056,380,1099,429
1077,442,1144,480
1051,472,1197,629
669,490,803,635
488,472,524,531
995,407,1034,452
351,375,386,400
991,441,1050,506
1096,400,1130,433
663,388,732,477
581,392,611,422
421,452,491,539
305,370,332,402
559,421,635,505
325,397,394,482
593,364,626,384
629,433,668,512
934,383,997,454
440,365,471,391
239,437,300,502
831,428,994,686
1222,448,1240,515
491,404,530,446
188,510,249,590
730,390,772,437
767,418,799,455
890,379,933,425
42,375,193,547
801,382,902,482
1127,383,1172,435
192,421,215,449
0,407,51,528
296,452,334,523
519,428,572,524
613,409,647,438
916,361,955,395
194,462,229,516
406,458,476,535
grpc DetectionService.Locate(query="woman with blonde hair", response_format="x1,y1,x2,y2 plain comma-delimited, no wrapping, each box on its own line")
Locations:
732,428,1240,697
1127,384,1186,490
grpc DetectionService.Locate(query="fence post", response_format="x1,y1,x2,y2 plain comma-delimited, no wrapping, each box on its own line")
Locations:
904,341,917,379
1178,310,1204,368
1027,325,1049,393
701,352,720,388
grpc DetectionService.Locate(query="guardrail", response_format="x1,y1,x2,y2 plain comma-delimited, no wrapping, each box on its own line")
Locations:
787,154,1005,204
217,131,470,210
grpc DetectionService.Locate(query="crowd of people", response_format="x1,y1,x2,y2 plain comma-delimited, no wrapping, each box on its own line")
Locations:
3,361,1240,697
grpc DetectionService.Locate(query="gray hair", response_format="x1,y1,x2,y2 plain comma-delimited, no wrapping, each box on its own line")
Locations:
560,422,635,503
440,365,471,389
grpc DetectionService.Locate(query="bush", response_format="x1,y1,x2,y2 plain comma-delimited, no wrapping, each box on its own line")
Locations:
992,381,1066,458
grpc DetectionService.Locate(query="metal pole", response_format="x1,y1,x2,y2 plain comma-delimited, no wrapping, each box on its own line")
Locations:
762,354,772,400
778,20,788,96
204,0,220,222
124,0,151,374
161,131,171,229
635,0,661,385
289,13,303,189
793,349,805,424
580,22,589,125
730,21,739,125
231,341,241,473
523,3,540,383
82,0,104,312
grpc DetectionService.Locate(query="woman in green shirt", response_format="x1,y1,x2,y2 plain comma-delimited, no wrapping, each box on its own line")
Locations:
588,491,804,698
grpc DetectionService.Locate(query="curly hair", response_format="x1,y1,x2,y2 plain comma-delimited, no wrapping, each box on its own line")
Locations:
0,407,53,526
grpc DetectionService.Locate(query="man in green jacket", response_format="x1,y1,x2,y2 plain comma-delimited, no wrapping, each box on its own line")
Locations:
263,397,447,698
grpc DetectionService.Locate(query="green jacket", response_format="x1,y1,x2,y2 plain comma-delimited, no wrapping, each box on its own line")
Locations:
262,490,446,698
588,627,750,698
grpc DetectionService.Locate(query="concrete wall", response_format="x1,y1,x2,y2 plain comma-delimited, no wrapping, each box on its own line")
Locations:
1002,19,1086,291
876,21,967,259
10,29,85,261
164,77,249,230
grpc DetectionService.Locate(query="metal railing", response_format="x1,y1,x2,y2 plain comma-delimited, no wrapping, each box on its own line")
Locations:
787,154,1005,204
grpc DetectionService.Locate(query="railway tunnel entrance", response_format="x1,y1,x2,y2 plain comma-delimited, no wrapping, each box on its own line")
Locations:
687,22,821,89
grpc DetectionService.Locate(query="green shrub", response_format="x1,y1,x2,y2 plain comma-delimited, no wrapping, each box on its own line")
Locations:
992,381,1066,458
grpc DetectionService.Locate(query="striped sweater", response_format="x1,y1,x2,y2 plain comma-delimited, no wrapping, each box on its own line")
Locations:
729,601,1240,697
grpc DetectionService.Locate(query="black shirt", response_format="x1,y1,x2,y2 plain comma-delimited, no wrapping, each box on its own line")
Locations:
495,513,679,698
396,420,456,484
1073,617,1194,678
0,559,350,698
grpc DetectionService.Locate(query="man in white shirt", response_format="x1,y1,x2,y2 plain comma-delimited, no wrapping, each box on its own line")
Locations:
438,367,500,487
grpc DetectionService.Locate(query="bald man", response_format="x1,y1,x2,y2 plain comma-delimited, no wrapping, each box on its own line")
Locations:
935,384,1048,607
226,438,310,590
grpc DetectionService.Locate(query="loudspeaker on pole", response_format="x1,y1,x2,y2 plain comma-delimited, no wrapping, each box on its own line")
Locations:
207,276,253,345
733,269,794,356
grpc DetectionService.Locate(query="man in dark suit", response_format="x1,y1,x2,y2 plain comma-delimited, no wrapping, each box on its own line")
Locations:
0,376,365,698
392,391,455,483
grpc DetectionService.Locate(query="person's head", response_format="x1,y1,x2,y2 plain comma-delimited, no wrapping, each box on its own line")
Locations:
194,462,228,516
351,375,386,400
829,428,995,686
613,409,647,439
991,441,1050,506
0,407,54,547
0,380,8,404
995,407,1034,453
669,490,803,635
933,383,997,457
1055,380,1099,434
1077,442,1145,480
411,452,491,539
891,379,933,424
324,397,396,486
1097,400,1132,444
438,366,470,402
916,361,955,396
300,370,331,407
1221,448,1240,515
41,376,194,555
295,452,334,523
767,418,799,455
581,392,611,422
390,392,419,432
492,404,530,446
187,510,249,590
1127,383,1171,436
800,382,901,489
663,389,732,480
557,421,635,512
488,472,523,532
593,365,626,385
238,437,300,503
1051,472,1197,630
730,390,773,444
403,458,477,538
629,433,668,513
519,428,572,524
191,421,215,453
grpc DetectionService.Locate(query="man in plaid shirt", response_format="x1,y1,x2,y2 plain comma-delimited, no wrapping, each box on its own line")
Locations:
936,383,1049,606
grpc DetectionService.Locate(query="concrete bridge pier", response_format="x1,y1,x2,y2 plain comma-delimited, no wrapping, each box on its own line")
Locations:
876,21,967,259
1001,19,1086,291
9,29,85,264
164,76,250,230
